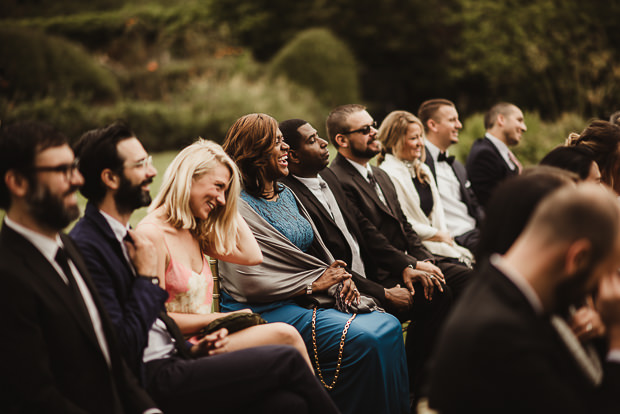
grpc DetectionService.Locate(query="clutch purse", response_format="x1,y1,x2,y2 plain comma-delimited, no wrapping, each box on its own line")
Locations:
196,312,266,338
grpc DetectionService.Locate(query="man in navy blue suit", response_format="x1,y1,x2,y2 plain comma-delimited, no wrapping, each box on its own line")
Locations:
70,122,340,414
466,102,527,207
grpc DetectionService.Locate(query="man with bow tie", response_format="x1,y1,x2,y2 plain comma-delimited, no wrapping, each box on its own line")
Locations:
418,99,484,252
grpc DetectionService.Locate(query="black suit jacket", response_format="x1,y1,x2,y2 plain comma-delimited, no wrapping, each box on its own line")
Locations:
282,171,414,294
425,147,485,225
70,203,169,382
427,261,620,414
0,222,156,413
466,137,519,207
329,153,434,265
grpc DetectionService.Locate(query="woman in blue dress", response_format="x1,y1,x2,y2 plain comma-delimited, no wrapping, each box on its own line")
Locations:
219,113,409,414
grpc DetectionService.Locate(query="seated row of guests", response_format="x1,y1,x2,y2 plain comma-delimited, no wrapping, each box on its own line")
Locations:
0,121,339,413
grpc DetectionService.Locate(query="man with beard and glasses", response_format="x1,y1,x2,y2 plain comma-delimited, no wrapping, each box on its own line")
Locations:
70,122,162,381
0,121,159,413
426,183,620,414
70,123,339,414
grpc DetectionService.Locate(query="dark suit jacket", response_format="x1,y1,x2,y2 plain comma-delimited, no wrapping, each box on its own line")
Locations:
329,153,435,267
282,171,414,295
466,136,519,207
0,222,156,414
70,202,169,382
427,261,620,414
425,147,485,226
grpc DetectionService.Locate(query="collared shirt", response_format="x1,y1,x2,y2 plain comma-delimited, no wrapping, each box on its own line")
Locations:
294,175,332,213
491,254,620,365
490,254,543,315
100,209,134,272
97,210,175,363
426,141,476,237
293,174,365,276
344,158,388,205
485,132,516,170
4,216,112,366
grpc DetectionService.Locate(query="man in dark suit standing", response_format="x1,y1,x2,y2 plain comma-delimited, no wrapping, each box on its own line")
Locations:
280,118,453,394
69,122,339,414
418,99,484,251
466,102,526,207
427,183,620,414
0,121,159,413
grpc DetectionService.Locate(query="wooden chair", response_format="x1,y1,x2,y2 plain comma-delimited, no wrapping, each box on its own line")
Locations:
209,257,220,312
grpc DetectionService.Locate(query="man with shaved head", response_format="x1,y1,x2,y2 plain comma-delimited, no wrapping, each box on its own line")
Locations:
466,102,527,207
427,183,620,413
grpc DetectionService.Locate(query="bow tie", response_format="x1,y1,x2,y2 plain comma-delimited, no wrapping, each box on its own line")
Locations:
437,152,455,165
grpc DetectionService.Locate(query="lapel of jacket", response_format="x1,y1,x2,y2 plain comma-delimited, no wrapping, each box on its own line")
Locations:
484,137,516,174
1,225,102,349
335,154,394,217
424,146,437,179
283,175,337,228
84,203,135,277
371,166,401,218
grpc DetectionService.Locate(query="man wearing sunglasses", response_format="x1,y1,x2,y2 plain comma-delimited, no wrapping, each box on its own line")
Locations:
0,121,158,413
327,105,472,300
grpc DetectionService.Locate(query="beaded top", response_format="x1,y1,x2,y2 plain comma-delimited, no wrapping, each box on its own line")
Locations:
241,186,314,252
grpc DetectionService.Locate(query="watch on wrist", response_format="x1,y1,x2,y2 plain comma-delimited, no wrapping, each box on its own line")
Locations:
306,283,313,295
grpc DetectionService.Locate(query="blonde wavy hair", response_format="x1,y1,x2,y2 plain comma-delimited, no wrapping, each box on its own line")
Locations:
377,110,431,184
149,138,241,255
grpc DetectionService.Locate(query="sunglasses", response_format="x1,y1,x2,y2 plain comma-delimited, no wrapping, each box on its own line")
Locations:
342,121,377,136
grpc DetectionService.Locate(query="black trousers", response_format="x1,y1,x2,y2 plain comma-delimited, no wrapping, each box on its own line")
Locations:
145,345,340,414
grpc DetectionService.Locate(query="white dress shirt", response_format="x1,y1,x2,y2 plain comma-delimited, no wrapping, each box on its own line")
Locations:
485,132,516,170
4,216,111,366
425,141,476,237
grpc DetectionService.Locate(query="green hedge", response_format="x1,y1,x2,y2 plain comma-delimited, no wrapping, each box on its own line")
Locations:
269,28,360,107
0,26,120,102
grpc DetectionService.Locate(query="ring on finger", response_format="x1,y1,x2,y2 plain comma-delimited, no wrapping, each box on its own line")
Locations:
586,322,593,332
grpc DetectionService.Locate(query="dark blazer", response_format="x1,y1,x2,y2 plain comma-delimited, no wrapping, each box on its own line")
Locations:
425,147,485,225
282,170,414,294
70,202,169,382
329,153,434,266
427,261,620,414
0,222,156,414
466,136,519,207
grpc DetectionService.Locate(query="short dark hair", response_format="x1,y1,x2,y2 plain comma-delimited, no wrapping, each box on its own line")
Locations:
73,121,135,204
279,118,308,150
326,104,366,148
484,102,517,129
417,99,455,133
539,146,596,180
0,121,68,209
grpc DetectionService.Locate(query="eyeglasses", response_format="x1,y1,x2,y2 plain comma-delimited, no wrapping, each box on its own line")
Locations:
31,159,80,180
125,155,153,170
342,121,377,136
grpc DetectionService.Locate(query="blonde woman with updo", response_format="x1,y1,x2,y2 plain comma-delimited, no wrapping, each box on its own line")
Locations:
136,139,312,367
377,110,473,265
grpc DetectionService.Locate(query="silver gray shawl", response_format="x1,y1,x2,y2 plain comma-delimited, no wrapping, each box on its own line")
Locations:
219,189,377,313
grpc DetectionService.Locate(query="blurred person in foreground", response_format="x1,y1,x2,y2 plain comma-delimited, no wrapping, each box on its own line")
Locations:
426,181,620,414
